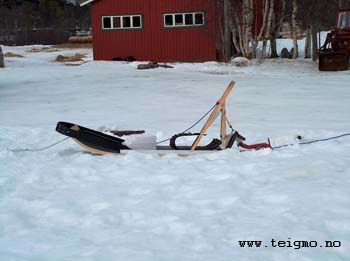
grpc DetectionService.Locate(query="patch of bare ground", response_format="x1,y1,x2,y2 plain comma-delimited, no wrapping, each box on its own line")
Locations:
64,61,89,66
55,53,87,63
4,52,25,58
53,43,93,49
26,47,60,53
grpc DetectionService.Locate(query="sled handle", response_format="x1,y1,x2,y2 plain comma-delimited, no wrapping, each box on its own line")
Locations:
191,81,235,151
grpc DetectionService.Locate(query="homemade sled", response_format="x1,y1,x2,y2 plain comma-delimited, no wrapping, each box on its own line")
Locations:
56,81,270,156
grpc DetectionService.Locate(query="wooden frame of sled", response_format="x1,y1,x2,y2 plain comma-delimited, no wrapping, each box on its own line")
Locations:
56,81,247,156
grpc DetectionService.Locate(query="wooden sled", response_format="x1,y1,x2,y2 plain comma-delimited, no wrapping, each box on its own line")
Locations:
56,81,245,156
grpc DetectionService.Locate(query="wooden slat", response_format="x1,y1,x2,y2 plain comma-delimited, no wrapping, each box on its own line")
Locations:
220,101,226,146
218,81,235,103
190,104,221,151
191,81,235,151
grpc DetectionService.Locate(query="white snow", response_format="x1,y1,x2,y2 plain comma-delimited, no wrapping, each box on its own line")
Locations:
0,43,349,261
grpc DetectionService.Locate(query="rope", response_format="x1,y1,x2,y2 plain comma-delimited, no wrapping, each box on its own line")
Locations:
156,103,218,144
272,133,350,150
8,137,70,152
225,115,237,133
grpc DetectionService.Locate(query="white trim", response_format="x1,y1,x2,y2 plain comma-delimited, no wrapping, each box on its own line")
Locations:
80,0,95,7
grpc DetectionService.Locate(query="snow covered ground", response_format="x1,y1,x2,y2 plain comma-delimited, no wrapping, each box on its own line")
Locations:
0,45,349,261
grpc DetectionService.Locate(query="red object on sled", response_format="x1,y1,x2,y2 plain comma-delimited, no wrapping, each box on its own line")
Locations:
238,140,272,150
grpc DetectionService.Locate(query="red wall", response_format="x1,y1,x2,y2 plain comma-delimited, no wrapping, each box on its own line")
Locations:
91,0,217,62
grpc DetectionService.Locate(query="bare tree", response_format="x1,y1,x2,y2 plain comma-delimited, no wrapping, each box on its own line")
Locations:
261,0,275,59
243,0,254,57
291,0,298,59
304,25,311,58
250,0,271,59
230,0,288,60
270,0,287,58
224,0,231,61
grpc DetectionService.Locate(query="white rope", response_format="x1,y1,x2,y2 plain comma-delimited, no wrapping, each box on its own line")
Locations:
8,137,70,152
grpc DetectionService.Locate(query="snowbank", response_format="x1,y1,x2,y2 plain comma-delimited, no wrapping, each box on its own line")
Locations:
0,45,349,261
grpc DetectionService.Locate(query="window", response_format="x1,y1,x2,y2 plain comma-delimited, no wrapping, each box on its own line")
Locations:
338,11,350,29
122,17,131,28
195,13,204,25
163,12,205,28
113,17,121,28
102,17,112,29
133,16,141,28
175,14,183,26
185,14,193,25
165,14,173,26
102,15,142,30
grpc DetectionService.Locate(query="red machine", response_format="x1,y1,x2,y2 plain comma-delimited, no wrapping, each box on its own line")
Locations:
319,8,350,71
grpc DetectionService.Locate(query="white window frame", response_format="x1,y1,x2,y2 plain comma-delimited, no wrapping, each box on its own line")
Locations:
163,12,205,28
102,15,143,30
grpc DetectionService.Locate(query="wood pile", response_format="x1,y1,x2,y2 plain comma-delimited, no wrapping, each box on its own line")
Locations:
27,47,59,53
68,35,93,44
55,53,86,62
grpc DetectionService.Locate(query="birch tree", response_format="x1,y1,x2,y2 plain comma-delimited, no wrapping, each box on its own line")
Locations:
224,0,231,61
304,25,311,58
230,0,287,59
261,0,275,59
291,0,298,59
250,0,271,58
243,0,253,57
230,0,250,57
227,0,338,61
270,0,286,58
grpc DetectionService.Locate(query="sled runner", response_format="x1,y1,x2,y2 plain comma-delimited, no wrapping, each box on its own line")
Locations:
56,81,270,155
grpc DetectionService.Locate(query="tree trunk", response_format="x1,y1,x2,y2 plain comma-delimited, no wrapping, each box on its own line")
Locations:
218,9,225,60
242,0,253,58
262,0,275,59
231,24,242,56
291,0,298,59
270,35,278,58
265,0,274,39
235,14,247,57
0,46,4,68
256,0,270,41
224,0,231,61
270,0,285,58
312,25,318,61
259,0,275,59
304,26,311,58
262,40,268,59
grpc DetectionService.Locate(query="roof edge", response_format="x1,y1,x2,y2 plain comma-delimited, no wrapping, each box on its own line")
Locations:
80,0,95,7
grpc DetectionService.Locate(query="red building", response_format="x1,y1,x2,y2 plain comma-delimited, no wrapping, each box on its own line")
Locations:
81,0,264,62
81,0,226,62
